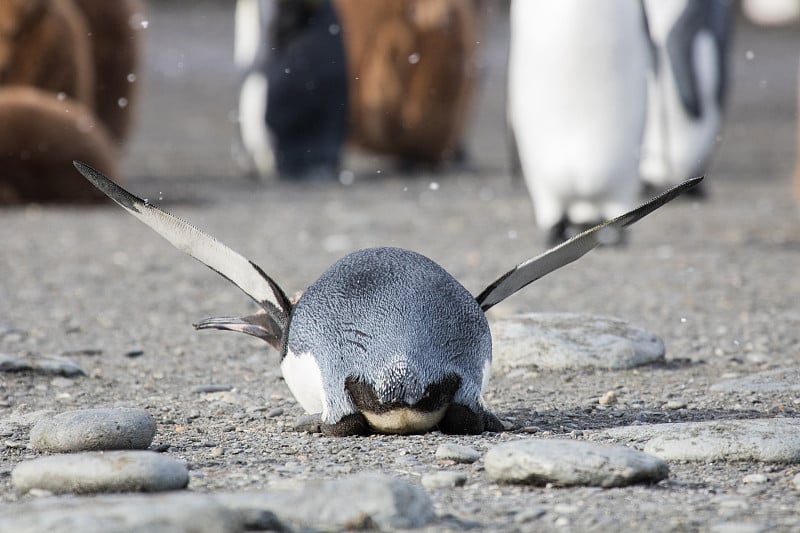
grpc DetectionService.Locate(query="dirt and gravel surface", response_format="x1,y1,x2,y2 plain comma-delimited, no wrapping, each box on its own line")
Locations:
1,2,800,531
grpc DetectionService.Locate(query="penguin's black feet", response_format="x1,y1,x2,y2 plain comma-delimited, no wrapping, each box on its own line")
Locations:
546,218,627,247
438,404,507,435
320,412,370,437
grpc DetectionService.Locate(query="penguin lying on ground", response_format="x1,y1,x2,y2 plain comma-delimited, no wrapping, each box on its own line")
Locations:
507,0,650,245
640,0,732,196
74,161,702,436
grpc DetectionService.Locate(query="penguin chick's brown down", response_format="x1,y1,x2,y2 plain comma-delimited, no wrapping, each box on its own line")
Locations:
73,161,702,436
0,0,94,106
69,0,144,143
0,88,117,204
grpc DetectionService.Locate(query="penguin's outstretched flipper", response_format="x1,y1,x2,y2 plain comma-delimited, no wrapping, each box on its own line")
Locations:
475,176,703,312
72,161,292,336
193,309,283,351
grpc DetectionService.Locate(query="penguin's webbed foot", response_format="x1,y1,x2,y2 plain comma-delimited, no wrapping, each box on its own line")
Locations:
320,412,370,437
438,404,507,435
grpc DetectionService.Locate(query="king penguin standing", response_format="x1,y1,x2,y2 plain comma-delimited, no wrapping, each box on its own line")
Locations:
507,0,651,244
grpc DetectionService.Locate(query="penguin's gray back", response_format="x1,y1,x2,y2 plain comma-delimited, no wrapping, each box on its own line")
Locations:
284,247,491,429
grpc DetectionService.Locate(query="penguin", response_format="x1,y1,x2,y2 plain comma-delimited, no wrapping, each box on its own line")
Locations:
640,0,733,195
235,0,348,180
70,0,145,143
0,88,118,204
0,0,94,107
234,0,277,178
334,0,482,165
74,162,701,435
741,0,800,26
507,0,651,245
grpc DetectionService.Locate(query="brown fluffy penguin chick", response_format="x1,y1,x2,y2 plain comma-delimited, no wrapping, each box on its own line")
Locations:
0,87,118,204
0,0,94,106
70,0,145,143
334,0,483,164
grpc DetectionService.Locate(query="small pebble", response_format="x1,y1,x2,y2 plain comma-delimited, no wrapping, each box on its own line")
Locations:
49,377,74,389
61,348,103,356
30,408,156,452
599,391,617,406
210,447,224,458
742,473,769,484
266,407,284,418
192,384,233,394
435,443,481,464
12,451,190,494
421,471,467,489
666,399,687,410
124,348,145,358
514,507,547,523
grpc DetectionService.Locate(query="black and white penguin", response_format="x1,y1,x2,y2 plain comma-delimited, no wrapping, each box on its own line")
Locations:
640,0,733,194
507,0,651,245
234,0,348,180
234,0,276,178
74,161,702,436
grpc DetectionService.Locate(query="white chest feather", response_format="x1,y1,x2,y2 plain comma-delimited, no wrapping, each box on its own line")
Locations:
280,349,326,416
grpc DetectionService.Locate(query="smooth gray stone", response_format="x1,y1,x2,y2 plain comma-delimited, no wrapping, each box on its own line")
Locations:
31,358,87,377
492,313,665,370
31,408,156,452
485,439,669,487
710,367,800,392
435,443,481,463
0,492,243,533
0,353,32,372
216,473,434,530
292,414,322,433
12,451,189,494
599,418,800,462
421,471,467,489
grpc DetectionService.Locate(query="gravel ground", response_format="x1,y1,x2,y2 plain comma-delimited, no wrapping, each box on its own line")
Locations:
1,3,800,531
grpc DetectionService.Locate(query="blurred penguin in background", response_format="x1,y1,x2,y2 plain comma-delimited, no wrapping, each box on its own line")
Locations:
70,0,144,144
640,0,733,196
741,0,800,26
334,0,483,167
507,0,650,245
234,0,348,181
234,0,276,178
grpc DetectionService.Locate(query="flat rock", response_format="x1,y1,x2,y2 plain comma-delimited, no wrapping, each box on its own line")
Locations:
0,353,31,372
12,451,189,494
485,439,669,487
598,418,800,462
710,368,800,392
216,472,434,530
30,408,156,452
0,492,243,533
492,313,665,370
0,354,85,376
435,443,481,463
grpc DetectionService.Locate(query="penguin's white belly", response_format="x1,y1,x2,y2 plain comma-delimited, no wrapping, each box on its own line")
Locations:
508,0,648,226
281,349,326,415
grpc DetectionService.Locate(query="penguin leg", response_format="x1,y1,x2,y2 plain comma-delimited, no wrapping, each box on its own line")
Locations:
438,404,505,435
